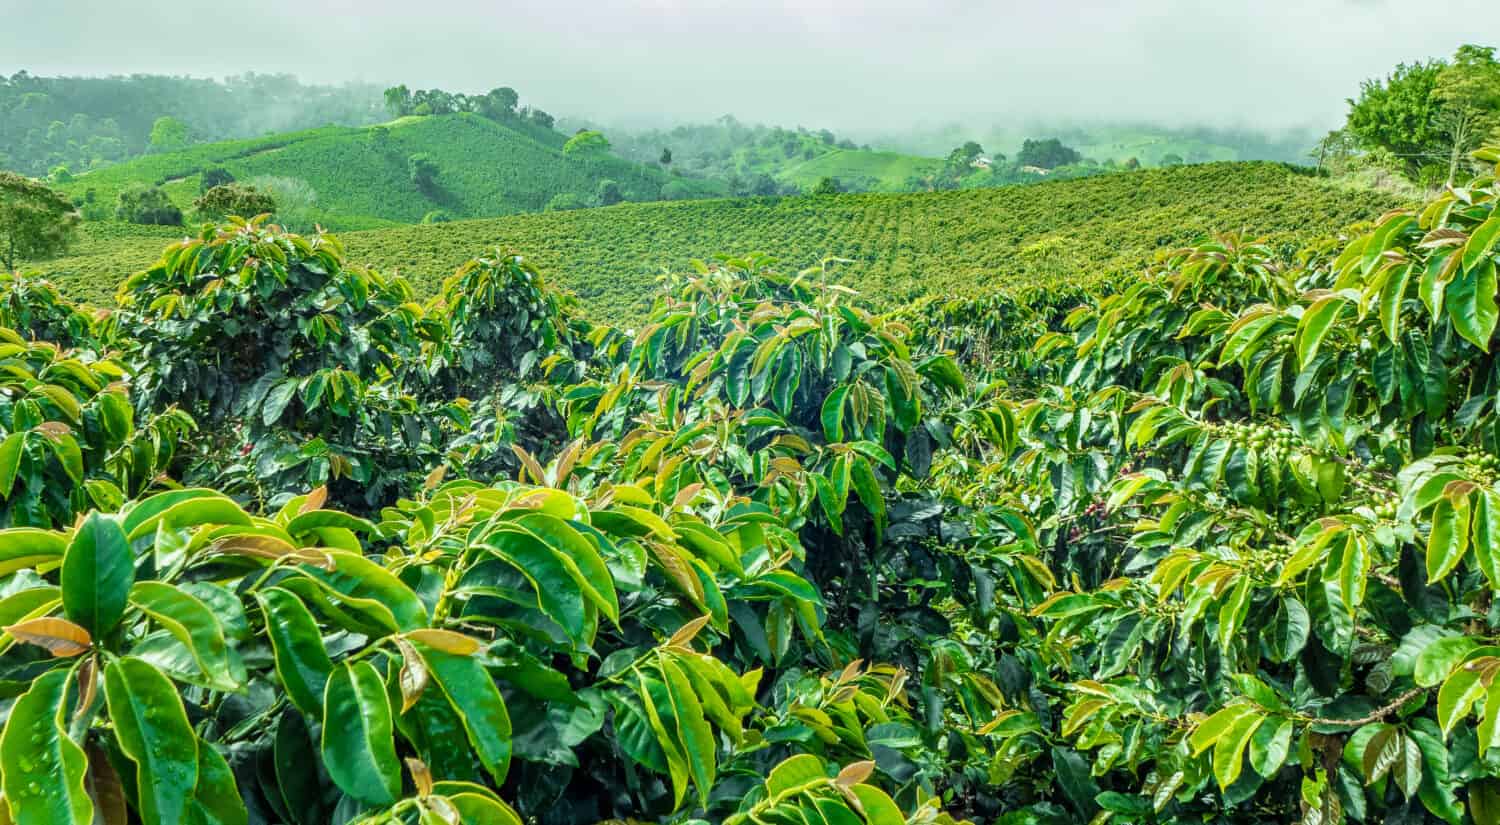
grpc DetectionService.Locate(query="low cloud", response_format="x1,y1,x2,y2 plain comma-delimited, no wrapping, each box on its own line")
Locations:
0,0,1489,133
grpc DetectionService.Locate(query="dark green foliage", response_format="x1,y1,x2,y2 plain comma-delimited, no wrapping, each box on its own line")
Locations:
113,184,180,225
1016,137,1083,169
943,141,985,177
932,146,1500,824
608,115,870,191
595,178,623,206
408,153,439,192
384,83,542,129
0,309,190,528
198,165,234,192
526,107,555,129
384,84,413,117
0,209,979,825
479,86,518,120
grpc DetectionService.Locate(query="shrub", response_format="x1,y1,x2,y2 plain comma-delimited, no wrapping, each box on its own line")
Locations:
114,183,182,225
422,209,453,224
408,152,439,192
192,182,277,222
546,192,587,211
595,178,623,206
198,165,235,192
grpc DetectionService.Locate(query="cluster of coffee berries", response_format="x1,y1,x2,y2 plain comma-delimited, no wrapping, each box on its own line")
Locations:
1463,452,1500,483
1217,420,1304,462
1246,540,1291,574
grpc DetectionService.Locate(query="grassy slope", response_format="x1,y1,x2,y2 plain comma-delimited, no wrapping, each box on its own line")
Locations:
1066,128,1240,167
57,114,712,229
40,162,1399,323
775,150,943,191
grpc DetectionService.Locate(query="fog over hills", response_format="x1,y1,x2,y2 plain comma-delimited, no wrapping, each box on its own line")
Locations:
2,0,1490,135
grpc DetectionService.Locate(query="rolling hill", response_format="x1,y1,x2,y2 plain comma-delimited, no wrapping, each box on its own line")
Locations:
38,162,1399,323
774,149,943,192
55,113,726,229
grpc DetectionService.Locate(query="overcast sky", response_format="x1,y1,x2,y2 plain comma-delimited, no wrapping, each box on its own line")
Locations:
1,0,1493,133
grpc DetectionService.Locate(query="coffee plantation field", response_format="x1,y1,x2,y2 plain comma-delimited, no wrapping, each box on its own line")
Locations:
39,161,1399,322
53,113,722,228
5,147,1495,825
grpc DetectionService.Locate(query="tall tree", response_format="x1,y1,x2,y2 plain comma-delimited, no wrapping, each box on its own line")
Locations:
1309,129,1357,173
562,130,611,158
943,141,985,180
1017,138,1082,169
148,115,189,152
0,172,79,272
481,87,519,119
527,108,555,130
595,179,623,206
1432,45,1500,184
383,85,413,118
1345,60,1445,178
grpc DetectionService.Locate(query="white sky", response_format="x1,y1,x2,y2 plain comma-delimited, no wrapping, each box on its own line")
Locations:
1,0,1494,132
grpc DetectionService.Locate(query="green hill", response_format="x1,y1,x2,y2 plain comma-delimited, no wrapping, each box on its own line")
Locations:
56,113,726,229
38,162,1399,323
774,149,942,192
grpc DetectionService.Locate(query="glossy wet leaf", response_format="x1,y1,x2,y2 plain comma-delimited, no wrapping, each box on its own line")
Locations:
104,657,199,825
321,661,401,806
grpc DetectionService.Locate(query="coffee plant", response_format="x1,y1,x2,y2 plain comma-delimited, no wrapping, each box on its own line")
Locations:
2,147,1497,825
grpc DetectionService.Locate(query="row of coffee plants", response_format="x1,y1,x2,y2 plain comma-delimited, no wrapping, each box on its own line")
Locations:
46,161,1399,322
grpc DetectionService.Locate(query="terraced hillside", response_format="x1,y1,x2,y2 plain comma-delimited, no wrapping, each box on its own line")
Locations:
40,162,1400,323
55,113,724,228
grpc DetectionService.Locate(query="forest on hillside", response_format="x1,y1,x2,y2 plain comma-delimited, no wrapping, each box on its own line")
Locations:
0,72,385,176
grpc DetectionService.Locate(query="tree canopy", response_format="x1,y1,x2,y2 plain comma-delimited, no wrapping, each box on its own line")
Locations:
1017,138,1083,169
114,183,181,225
1345,44,1500,182
147,115,189,152
0,171,78,271
192,182,276,221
